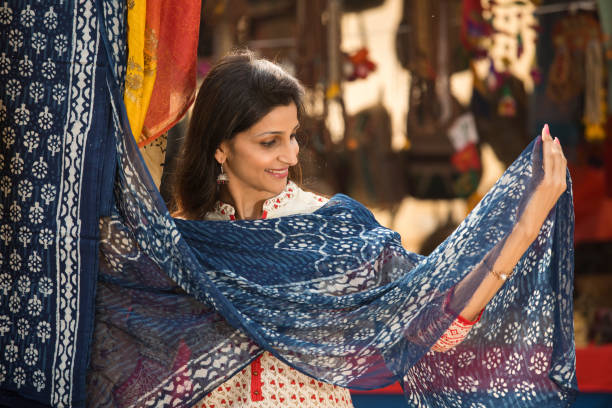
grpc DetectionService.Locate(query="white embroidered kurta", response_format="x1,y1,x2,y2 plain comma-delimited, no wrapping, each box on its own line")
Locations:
195,181,480,408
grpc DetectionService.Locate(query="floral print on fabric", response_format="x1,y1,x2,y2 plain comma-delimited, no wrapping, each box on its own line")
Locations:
89,118,577,407
0,0,122,406
196,352,353,408
197,182,478,407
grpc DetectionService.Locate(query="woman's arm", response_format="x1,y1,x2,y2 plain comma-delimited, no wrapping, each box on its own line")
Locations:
459,124,568,321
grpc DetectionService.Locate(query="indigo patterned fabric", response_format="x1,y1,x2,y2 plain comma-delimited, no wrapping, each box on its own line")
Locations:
0,0,123,406
88,23,578,404
1,2,578,408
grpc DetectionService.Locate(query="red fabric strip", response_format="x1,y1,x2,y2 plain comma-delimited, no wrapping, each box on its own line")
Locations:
250,355,264,401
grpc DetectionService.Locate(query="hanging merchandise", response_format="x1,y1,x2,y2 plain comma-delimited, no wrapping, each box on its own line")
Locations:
343,102,405,207
461,0,493,59
471,72,531,168
597,0,612,114
543,12,608,144
583,35,606,142
546,14,600,106
343,47,377,81
124,0,201,147
447,114,481,198
343,13,377,82
456,0,538,169
498,83,518,117
401,0,482,199
531,4,612,241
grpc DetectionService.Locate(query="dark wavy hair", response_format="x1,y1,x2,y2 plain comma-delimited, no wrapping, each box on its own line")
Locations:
171,50,305,219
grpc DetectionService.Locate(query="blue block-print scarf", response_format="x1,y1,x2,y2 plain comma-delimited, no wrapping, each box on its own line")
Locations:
1,1,577,407
0,0,124,406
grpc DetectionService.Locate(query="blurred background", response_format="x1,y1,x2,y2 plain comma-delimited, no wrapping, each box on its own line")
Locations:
137,0,612,406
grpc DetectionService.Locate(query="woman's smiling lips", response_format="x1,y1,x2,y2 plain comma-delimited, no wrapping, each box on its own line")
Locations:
265,168,289,178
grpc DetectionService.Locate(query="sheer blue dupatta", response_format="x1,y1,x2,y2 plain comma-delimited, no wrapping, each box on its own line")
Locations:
87,12,577,405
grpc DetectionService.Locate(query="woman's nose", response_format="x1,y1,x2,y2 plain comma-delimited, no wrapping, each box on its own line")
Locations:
279,139,299,166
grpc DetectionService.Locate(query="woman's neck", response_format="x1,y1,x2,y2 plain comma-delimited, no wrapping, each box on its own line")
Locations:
218,186,266,220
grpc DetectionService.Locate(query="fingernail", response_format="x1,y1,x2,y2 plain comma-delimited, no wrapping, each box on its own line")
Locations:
554,137,560,144
544,124,550,137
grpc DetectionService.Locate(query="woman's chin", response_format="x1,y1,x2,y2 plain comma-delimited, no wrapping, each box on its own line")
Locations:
266,179,288,196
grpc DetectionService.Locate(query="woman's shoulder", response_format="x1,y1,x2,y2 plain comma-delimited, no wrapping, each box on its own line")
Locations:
265,181,329,218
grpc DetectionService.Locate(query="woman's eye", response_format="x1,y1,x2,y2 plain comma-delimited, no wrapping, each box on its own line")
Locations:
260,140,275,147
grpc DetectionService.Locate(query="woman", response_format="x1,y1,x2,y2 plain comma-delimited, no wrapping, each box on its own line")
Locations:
170,51,569,407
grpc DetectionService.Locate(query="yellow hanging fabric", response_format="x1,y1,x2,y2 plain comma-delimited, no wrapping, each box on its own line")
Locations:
124,0,159,144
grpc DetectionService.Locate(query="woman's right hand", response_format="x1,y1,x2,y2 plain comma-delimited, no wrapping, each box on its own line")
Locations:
518,124,568,240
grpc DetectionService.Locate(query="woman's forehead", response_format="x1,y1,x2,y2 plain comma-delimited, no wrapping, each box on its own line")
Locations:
248,103,299,134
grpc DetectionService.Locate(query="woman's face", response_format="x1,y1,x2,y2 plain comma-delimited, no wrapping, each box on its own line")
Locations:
216,102,299,202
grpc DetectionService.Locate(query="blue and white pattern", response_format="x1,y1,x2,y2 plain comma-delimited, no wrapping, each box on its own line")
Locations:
88,21,578,403
0,1,117,406
1,1,578,407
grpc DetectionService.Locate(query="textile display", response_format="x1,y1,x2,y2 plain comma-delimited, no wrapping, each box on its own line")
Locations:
124,0,200,147
0,0,124,406
124,0,153,144
2,2,577,408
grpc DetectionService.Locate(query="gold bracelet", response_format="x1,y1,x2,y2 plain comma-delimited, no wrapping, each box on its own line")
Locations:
488,268,513,281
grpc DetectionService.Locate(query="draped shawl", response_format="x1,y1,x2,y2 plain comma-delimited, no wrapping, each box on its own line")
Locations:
88,130,578,408
0,1,577,407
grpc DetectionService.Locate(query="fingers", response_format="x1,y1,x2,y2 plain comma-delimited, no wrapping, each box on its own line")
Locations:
551,136,567,192
541,124,554,177
541,124,567,195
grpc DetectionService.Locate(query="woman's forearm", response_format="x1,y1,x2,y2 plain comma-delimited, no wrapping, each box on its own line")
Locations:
458,125,567,322
459,222,536,321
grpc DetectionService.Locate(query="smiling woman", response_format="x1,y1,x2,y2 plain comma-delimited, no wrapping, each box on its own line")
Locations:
214,103,300,220
171,52,305,221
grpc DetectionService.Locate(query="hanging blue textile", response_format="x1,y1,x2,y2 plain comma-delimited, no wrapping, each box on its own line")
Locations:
0,0,124,407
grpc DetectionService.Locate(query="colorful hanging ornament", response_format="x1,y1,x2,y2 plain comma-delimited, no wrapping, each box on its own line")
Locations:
498,84,517,117
529,54,542,85
583,31,607,142
486,58,503,92
343,47,376,81
461,0,494,59
451,143,481,172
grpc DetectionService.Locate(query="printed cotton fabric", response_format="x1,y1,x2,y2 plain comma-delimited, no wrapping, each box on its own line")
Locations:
90,122,577,408
0,2,578,408
0,0,124,406
124,0,200,147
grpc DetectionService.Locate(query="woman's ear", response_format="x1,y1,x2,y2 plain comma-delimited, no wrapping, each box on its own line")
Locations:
214,142,228,165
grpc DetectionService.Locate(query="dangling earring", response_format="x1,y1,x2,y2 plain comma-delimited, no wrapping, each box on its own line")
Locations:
217,164,229,184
